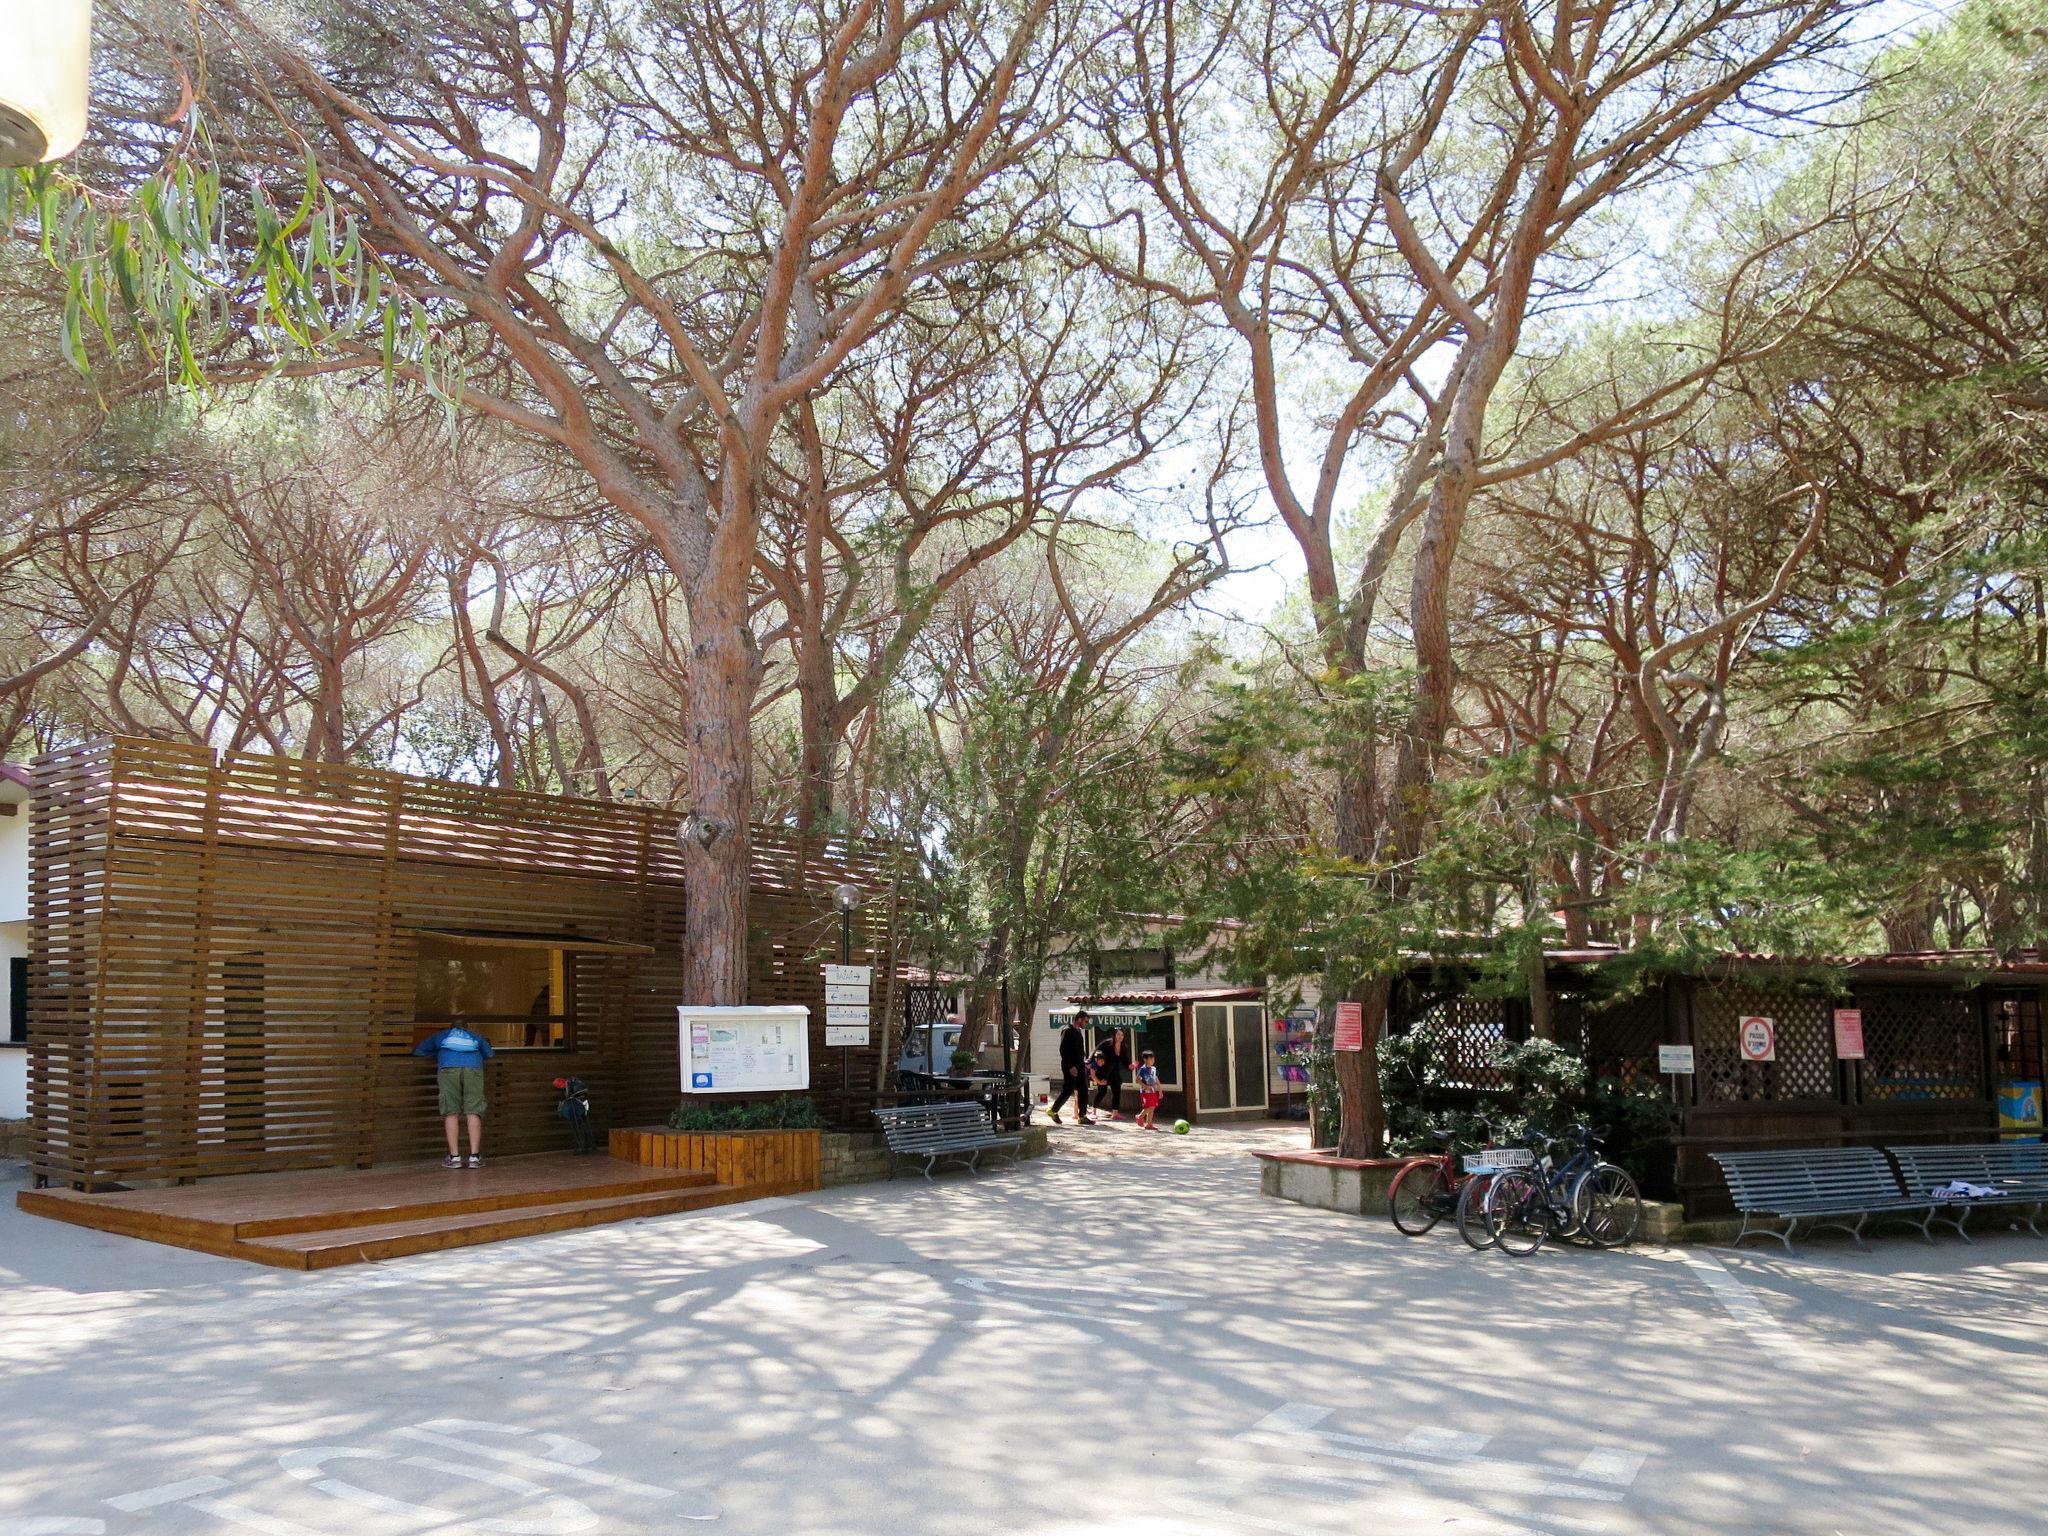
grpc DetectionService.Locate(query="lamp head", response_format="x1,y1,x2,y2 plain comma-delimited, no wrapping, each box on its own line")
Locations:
834,882,862,913
0,2,92,168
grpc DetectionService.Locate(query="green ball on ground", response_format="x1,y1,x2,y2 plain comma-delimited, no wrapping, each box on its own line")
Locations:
1173,1119,1191,1135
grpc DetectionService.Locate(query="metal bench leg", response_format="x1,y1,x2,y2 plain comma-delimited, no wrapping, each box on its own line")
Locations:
2025,1203,2045,1239
922,1154,938,1181
1736,1214,1797,1254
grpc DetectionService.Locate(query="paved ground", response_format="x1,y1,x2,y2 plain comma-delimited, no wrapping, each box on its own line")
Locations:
4,1122,2046,1536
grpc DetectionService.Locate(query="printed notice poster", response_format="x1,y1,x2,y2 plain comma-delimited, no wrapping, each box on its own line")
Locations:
1657,1044,1695,1075
1334,1002,1364,1052
1833,1008,1865,1060
679,1004,811,1092
1738,1015,1777,1063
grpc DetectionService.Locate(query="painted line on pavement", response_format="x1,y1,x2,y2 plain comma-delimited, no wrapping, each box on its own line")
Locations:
1677,1250,1815,1369
103,1479,232,1512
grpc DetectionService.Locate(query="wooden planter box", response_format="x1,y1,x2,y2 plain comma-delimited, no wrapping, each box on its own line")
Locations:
609,1127,821,1196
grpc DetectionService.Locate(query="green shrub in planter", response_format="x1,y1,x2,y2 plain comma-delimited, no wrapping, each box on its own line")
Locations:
666,1095,822,1133
949,1048,978,1073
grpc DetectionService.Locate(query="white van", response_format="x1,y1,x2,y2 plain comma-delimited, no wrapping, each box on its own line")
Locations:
897,1021,966,1081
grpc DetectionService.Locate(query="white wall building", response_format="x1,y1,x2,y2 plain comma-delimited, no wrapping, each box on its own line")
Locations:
1,763,29,1121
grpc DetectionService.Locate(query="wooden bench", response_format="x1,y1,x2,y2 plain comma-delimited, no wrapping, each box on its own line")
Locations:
874,1102,1024,1181
1711,1147,1939,1253
1889,1143,2048,1241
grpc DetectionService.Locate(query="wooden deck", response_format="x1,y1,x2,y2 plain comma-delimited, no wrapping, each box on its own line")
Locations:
15,1152,758,1268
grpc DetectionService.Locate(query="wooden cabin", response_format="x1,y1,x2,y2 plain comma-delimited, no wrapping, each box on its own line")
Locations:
1392,949,2047,1214
24,737,898,1190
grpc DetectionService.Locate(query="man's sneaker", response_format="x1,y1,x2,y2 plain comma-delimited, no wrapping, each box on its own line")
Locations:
1046,1113,1063,1124
442,1155,465,1169
466,1155,485,1168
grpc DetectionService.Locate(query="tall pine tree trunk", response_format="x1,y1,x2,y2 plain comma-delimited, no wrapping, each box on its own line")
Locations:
681,541,759,1006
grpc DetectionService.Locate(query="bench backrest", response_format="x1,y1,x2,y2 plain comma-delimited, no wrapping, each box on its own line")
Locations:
1711,1147,1905,1210
1889,1142,2048,1194
874,1101,993,1148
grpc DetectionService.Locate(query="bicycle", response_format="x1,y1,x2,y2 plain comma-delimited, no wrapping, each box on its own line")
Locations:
1386,1124,1516,1251
1482,1124,1643,1257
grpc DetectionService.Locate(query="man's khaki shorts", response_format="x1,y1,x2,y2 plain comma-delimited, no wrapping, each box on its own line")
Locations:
438,1066,487,1117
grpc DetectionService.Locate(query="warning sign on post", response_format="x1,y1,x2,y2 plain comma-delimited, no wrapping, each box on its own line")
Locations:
1833,1008,1865,1060
1334,1002,1364,1052
1738,1016,1777,1063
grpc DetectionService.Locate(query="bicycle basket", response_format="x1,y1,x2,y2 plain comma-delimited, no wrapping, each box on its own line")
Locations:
1463,1147,1533,1173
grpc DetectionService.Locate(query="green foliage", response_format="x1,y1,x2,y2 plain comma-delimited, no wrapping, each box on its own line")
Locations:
4,113,456,402
1589,1076,1682,1190
666,1096,822,1133
948,1048,978,1072
1495,1039,1586,1132
1306,1025,1341,1147
1377,1034,1588,1154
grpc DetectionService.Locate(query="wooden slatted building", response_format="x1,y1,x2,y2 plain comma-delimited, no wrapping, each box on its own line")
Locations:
26,737,901,1190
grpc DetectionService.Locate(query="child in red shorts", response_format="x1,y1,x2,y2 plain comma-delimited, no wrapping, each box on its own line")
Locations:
1136,1050,1163,1130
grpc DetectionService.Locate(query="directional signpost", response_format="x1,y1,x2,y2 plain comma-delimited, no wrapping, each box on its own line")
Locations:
823,964,872,1046
823,961,872,1109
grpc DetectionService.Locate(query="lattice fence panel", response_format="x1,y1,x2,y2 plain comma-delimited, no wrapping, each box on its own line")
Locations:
1405,995,1512,1091
1856,987,1983,1102
1580,990,1668,1088
1694,984,1835,1103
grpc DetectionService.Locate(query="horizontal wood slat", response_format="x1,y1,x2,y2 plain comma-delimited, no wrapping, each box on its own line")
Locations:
608,1127,822,1195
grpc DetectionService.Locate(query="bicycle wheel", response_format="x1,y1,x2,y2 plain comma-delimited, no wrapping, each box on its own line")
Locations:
1455,1171,1497,1251
1389,1159,1449,1235
1484,1168,1550,1257
1572,1162,1643,1248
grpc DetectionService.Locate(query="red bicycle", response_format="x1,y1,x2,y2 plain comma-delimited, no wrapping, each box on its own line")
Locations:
1388,1128,1527,1251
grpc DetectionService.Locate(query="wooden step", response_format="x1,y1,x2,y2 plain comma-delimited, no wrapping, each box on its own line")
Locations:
234,1182,753,1269
232,1166,716,1237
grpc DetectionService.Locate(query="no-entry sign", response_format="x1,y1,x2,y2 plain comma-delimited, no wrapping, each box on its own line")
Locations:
1334,1002,1364,1052
1739,1015,1776,1063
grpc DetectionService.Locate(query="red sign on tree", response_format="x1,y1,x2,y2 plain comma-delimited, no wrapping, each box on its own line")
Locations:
1334,1002,1364,1052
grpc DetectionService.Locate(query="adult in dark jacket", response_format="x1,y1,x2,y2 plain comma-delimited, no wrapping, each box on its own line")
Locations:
1048,1010,1095,1125
1093,1025,1132,1118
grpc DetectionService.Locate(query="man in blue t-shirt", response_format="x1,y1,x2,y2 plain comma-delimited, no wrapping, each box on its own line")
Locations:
413,1025,496,1168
